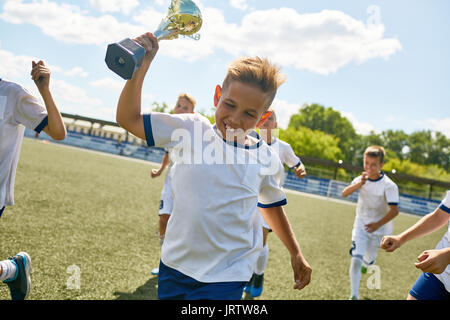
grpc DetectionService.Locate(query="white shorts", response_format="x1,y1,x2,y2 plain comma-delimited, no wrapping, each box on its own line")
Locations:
350,221,385,266
158,172,173,216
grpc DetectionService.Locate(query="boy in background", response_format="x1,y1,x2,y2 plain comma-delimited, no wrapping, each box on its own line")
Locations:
342,145,399,300
244,108,307,298
150,93,196,276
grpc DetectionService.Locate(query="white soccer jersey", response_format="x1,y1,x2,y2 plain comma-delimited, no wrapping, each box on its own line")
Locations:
351,172,399,236
0,79,48,208
434,190,450,292
268,138,301,185
143,112,287,282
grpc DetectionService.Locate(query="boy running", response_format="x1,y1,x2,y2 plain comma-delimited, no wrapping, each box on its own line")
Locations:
116,32,311,300
342,145,399,300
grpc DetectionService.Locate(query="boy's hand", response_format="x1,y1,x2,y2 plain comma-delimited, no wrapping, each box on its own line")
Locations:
365,222,380,233
414,249,449,274
380,235,402,252
360,172,369,185
133,32,159,66
294,164,307,179
292,254,312,291
31,60,50,92
151,168,162,178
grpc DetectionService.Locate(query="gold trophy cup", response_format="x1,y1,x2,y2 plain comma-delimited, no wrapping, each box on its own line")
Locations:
105,0,202,79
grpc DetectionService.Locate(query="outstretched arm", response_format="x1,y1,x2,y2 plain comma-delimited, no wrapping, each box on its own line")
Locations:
259,206,312,291
381,207,450,252
31,60,66,140
116,33,159,139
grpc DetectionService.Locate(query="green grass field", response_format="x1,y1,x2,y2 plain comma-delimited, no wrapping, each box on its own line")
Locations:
0,138,446,300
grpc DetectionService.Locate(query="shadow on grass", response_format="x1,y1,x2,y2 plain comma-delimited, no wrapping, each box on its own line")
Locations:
113,276,159,300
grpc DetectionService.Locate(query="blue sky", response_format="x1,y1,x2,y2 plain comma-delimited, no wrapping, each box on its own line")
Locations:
1,0,449,136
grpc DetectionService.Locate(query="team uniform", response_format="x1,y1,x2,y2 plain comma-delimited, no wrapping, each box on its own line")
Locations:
142,112,287,299
260,138,301,230
0,79,48,216
1,78,48,300
409,191,450,300
349,172,399,265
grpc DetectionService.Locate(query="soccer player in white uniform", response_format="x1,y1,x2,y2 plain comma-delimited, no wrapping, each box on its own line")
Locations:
381,190,450,300
149,93,196,276
342,145,399,300
244,109,307,298
0,60,66,300
116,32,312,299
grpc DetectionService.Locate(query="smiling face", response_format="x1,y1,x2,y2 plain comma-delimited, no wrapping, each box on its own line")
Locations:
363,155,383,179
214,80,269,143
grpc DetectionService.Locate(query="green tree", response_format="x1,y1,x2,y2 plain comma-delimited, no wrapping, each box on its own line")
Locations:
279,127,343,161
288,103,358,164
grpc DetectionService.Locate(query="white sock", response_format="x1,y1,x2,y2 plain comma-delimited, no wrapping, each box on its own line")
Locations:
254,244,269,275
0,259,17,282
349,257,362,299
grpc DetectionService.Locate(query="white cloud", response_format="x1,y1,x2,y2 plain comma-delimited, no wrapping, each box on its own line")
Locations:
426,118,450,138
0,1,401,75
341,111,379,135
230,0,248,11
89,0,140,15
0,0,142,45
0,48,34,79
270,99,301,129
64,67,89,78
90,77,124,91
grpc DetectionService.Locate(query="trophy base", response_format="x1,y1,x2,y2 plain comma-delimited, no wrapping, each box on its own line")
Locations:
105,39,146,80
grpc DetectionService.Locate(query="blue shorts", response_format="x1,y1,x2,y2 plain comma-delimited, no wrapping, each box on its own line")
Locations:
157,261,246,300
409,272,450,300
0,207,4,218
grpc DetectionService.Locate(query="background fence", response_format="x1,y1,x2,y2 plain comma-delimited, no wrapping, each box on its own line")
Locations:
26,128,445,216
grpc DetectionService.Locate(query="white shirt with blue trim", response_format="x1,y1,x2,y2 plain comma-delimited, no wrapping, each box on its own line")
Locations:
351,172,399,236
434,190,450,292
268,138,301,185
0,79,48,209
143,112,287,282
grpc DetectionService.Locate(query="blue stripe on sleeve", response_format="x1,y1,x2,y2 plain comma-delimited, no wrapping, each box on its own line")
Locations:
290,160,302,169
388,202,398,206
440,204,450,214
257,199,287,208
34,116,48,133
143,114,155,147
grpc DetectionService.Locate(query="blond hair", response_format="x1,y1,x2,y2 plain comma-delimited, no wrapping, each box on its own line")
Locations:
222,57,286,109
364,145,386,163
177,93,196,109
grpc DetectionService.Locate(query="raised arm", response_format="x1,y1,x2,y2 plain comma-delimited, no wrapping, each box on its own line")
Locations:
31,60,66,140
116,33,159,140
341,172,368,197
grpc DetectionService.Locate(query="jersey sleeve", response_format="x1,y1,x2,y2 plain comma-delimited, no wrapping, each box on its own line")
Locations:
284,144,301,168
385,181,399,206
143,112,207,149
439,190,450,213
257,158,287,208
13,85,48,132
351,176,362,185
